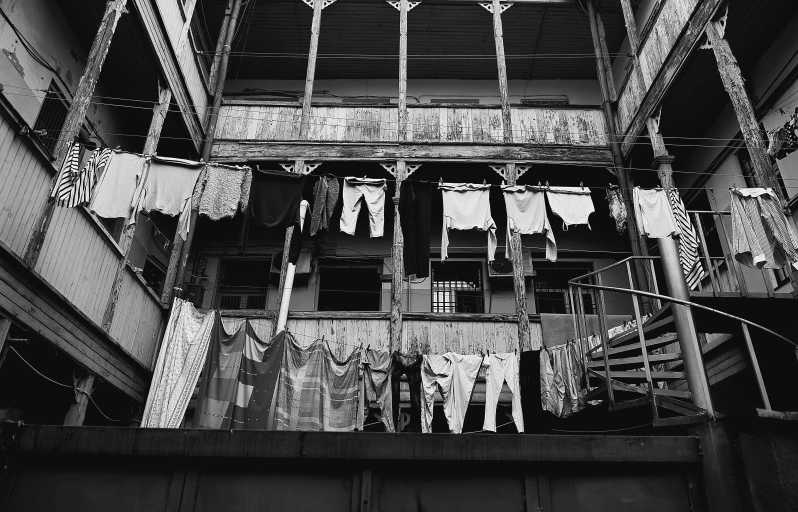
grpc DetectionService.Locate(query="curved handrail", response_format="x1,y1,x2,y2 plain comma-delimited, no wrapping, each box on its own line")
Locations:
567,281,797,348
570,255,659,283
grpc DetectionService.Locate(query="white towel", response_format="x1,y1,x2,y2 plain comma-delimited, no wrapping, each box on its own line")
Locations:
503,185,556,261
440,183,497,262
89,150,147,219
633,187,680,239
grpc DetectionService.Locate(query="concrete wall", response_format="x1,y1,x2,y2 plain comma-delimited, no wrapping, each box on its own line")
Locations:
223,79,603,106
0,0,134,150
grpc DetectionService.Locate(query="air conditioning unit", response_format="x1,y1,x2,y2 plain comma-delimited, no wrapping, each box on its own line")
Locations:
488,250,535,279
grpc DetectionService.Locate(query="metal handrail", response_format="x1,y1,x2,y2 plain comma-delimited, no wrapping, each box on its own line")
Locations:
569,255,660,283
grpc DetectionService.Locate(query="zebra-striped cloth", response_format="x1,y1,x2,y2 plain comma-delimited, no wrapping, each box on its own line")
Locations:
731,188,798,271
667,189,704,290
51,143,112,208
275,335,362,432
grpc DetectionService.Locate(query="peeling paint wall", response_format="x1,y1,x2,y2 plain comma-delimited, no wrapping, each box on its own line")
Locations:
0,0,130,149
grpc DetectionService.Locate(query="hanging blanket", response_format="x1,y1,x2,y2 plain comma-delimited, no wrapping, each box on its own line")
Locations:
141,299,215,428
194,320,286,430
540,342,585,418
275,337,362,432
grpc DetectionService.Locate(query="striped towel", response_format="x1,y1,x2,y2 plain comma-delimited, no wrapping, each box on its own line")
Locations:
275,335,362,432
667,189,704,290
51,143,112,208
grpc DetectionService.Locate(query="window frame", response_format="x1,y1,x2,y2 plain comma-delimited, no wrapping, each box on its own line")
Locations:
213,258,271,311
430,258,487,314
531,259,596,315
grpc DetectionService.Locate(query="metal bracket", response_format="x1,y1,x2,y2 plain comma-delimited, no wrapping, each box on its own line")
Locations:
489,165,507,180
302,0,337,9
700,6,728,50
406,164,421,177
386,1,421,11
479,2,512,14
279,162,321,174
380,163,397,176
491,163,529,181
279,163,295,173
516,165,530,179
380,163,421,179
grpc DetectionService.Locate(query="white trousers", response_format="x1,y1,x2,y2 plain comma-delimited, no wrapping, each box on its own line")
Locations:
339,177,386,237
421,353,484,434
483,353,524,432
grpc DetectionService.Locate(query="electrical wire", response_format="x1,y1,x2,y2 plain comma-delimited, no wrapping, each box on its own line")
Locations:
8,346,123,423
549,422,652,434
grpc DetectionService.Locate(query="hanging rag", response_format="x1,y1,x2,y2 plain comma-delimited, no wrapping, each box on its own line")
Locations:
391,352,423,432
633,187,681,238
421,353,484,434
362,348,395,432
249,169,306,229
545,186,595,231
310,175,340,236
730,188,798,270
192,163,252,221
89,150,147,220
606,185,628,234
483,353,524,433
540,342,585,418
399,180,432,278
340,177,387,237
275,337,362,432
441,183,497,262
768,111,798,160
194,320,286,430
142,299,215,428
130,155,203,240
666,189,705,289
502,185,556,261
52,144,111,208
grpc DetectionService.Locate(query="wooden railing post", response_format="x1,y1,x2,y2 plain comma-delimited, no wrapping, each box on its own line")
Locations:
162,0,244,306
63,373,95,426
390,162,406,353
23,0,128,268
704,13,798,291
487,0,513,143
103,80,172,329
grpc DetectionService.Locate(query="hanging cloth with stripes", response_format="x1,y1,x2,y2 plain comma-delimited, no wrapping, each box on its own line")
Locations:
666,189,704,290
51,142,112,208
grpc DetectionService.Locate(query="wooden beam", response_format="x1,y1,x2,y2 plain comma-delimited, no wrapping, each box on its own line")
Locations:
0,318,11,372
15,425,702,463
620,0,726,156
63,374,95,426
398,0,409,142
619,0,640,53
299,0,325,139
211,142,614,165
163,0,244,306
103,80,172,329
504,163,533,351
490,0,513,143
595,8,617,102
208,1,233,96
23,0,128,269
175,0,199,57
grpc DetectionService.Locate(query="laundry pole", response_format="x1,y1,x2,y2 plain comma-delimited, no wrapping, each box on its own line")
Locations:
276,201,310,333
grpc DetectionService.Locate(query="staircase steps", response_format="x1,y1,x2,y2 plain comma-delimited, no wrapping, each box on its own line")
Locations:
607,370,685,380
586,352,681,370
605,317,675,349
588,333,679,360
585,371,692,401
652,414,712,428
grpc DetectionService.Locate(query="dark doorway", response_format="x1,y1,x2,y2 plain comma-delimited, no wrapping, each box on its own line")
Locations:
318,264,381,311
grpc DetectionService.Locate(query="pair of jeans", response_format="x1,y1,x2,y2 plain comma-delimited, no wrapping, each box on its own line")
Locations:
339,177,386,237
390,353,422,432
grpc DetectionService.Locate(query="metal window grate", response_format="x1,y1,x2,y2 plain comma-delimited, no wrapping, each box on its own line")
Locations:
533,263,596,314
214,260,269,310
431,261,484,313
32,81,69,155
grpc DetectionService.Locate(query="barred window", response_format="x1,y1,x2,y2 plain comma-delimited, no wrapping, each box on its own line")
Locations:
431,260,484,313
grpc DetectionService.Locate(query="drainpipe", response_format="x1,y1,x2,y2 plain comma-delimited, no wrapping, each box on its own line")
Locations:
276,201,310,333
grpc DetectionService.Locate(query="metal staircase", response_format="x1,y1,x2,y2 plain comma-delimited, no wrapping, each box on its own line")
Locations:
568,257,797,427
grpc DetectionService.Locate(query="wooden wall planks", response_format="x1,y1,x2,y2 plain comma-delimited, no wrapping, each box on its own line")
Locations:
108,271,165,369
215,103,610,147
616,0,699,134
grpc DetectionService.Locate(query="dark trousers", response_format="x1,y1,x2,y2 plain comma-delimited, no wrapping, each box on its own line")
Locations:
390,353,422,432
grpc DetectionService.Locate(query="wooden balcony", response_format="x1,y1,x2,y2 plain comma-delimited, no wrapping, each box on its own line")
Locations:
211,102,613,165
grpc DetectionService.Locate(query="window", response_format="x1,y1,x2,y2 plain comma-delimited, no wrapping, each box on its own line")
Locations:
215,260,269,310
32,81,69,155
533,262,595,314
772,263,791,288
431,261,484,313
317,261,382,312
737,147,789,199
142,257,167,296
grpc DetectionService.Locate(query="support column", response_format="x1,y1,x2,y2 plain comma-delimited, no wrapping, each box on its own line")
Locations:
619,0,640,54
63,373,96,426
646,120,714,415
0,319,11,372
23,0,128,268
486,0,513,143
586,0,651,301
705,12,798,290
103,80,172,328
390,162,406,353
208,0,233,95
506,164,533,351
163,0,244,305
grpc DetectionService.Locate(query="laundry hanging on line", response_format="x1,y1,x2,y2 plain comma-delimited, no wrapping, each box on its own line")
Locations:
141,298,215,429
730,187,798,271
540,342,585,419
340,177,387,238
502,185,556,262
605,185,628,234
440,183,497,262
545,186,595,231
89,150,147,221
421,352,484,434
633,187,681,239
767,109,798,160
399,180,432,278
666,189,705,290
249,168,307,264
483,352,524,433
52,142,111,208
310,174,340,236
362,348,395,432
194,317,286,430
391,352,423,433
192,163,252,221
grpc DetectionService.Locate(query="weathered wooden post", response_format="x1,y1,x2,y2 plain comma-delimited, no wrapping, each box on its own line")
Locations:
24,0,129,269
